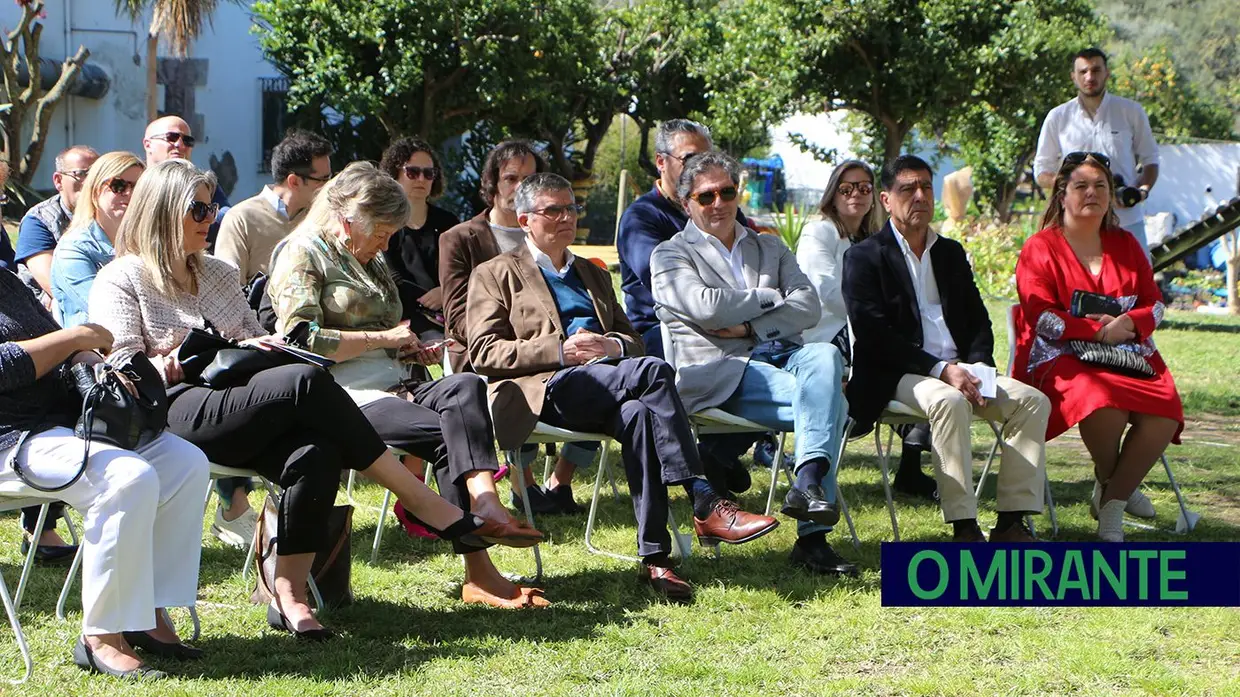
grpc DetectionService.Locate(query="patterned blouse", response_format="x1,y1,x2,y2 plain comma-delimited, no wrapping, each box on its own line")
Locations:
267,231,403,356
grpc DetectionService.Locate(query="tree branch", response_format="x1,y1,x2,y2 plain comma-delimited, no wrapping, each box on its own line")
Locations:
22,44,89,185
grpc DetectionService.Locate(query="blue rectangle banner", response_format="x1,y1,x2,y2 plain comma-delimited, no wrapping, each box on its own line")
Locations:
880,543,1240,606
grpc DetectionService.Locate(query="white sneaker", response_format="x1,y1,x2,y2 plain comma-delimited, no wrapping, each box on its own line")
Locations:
1125,489,1156,519
1097,499,1126,542
211,505,258,548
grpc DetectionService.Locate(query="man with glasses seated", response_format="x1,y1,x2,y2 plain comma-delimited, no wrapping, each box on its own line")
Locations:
15,145,99,306
466,172,779,601
650,151,856,576
142,115,230,251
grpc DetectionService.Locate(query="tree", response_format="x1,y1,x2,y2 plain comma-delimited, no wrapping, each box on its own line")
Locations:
1111,42,1235,141
113,1,227,122
1,0,90,186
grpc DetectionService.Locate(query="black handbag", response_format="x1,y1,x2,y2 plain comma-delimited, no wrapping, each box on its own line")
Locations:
178,323,332,388
251,493,354,609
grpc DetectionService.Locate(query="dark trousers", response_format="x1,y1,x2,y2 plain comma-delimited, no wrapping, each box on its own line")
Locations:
167,364,387,555
359,373,500,554
539,356,701,557
21,503,64,534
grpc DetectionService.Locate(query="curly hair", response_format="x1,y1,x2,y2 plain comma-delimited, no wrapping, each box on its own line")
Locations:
379,136,445,198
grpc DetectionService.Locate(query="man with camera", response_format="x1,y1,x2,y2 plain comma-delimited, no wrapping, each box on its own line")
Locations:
1035,47,1159,259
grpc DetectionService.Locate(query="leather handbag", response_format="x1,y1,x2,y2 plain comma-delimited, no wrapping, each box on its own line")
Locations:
251,493,354,609
178,324,331,389
1067,340,1156,378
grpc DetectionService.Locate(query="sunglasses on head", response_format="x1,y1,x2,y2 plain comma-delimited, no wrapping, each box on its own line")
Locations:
187,200,220,223
105,178,137,196
837,182,874,198
402,165,438,181
151,131,196,148
687,186,738,207
1061,151,1110,170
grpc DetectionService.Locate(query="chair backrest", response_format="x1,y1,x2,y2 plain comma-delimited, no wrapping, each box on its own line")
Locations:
1005,303,1018,376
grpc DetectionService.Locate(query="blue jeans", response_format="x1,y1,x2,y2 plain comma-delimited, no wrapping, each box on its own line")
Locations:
719,342,848,537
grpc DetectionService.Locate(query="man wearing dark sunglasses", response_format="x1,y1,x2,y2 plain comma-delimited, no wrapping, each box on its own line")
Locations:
651,151,857,576
143,115,231,251
15,145,100,306
1034,47,1159,259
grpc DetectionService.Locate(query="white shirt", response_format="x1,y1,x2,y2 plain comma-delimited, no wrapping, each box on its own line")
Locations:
258,185,290,220
490,223,526,254
796,219,851,344
691,220,749,288
890,224,957,377
525,236,575,278
1034,92,1159,228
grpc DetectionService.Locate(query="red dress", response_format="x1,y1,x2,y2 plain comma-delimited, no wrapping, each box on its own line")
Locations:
1013,226,1183,442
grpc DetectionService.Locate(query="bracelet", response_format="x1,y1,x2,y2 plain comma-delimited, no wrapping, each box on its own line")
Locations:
363,331,375,352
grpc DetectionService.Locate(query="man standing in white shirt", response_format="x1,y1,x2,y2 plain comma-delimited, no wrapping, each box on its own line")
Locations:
1035,47,1159,257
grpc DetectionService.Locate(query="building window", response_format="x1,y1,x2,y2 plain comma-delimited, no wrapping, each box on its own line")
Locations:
259,77,291,173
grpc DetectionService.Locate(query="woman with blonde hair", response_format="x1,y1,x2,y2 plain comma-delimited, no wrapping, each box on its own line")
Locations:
268,161,549,608
90,159,540,640
50,151,145,327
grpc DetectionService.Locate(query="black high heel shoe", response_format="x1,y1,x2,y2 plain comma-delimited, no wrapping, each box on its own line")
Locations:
121,630,204,660
73,636,167,680
266,604,335,641
428,513,544,549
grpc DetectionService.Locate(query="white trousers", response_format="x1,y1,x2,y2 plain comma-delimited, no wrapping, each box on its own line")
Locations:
0,429,209,635
894,374,1050,522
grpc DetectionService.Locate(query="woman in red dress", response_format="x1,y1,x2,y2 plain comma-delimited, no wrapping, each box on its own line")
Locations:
1013,152,1182,542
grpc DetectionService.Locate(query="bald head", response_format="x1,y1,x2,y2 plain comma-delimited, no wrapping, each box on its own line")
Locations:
143,116,195,164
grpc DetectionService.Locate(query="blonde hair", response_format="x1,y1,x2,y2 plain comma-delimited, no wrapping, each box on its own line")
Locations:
294,161,409,245
1039,156,1120,232
67,151,145,236
115,159,217,295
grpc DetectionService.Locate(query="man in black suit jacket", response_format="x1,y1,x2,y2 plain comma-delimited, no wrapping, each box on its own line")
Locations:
842,155,1050,543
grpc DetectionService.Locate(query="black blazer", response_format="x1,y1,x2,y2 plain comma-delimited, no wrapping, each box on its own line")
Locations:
841,222,994,431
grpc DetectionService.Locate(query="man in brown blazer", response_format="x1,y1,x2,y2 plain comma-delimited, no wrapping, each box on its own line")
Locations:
438,140,596,516
466,173,779,602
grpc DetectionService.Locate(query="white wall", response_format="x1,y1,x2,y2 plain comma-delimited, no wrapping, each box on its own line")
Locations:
1,0,277,201
1145,144,1240,228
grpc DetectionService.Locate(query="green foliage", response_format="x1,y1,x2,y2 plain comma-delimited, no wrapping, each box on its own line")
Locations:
954,222,1029,298
770,205,811,252
1111,42,1236,141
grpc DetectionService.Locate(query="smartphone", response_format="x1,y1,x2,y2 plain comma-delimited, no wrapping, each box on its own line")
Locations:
1070,290,1122,318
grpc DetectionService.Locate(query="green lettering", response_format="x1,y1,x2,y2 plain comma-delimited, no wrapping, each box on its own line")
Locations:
1159,550,1188,600
1093,550,1126,599
1023,550,1054,600
909,551,949,600
1130,550,1158,600
962,550,1003,600
1010,545,1019,599
1057,550,1091,600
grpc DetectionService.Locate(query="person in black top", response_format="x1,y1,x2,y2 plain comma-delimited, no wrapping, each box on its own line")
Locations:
380,137,460,340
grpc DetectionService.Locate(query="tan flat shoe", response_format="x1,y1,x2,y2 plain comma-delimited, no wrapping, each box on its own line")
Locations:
461,582,551,608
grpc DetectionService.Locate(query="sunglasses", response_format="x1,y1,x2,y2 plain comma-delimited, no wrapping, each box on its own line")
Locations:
58,168,90,181
187,200,220,223
402,165,438,181
530,203,584,221
105,178,137,196
687,186,738,207
1061,151,1110,169
150,131,196,148
659,151,699,166
837,182,874,198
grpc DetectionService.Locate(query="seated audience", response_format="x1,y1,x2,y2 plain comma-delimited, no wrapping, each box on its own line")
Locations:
0,270,209,679
51,151,145,327
380,137,459,339
90,159,535,639
268,162,546,608
142,115,229,250
215,129,333,283
15,145,99,304
617,118,758,497
651,151,855,575
842,154,1049,542
1013,151,1181,541
440,140,593,515
466,172,779,602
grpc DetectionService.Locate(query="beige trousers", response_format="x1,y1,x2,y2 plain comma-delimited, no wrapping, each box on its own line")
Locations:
893,373,1050,522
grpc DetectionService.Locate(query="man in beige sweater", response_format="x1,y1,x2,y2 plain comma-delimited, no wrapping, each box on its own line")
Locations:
215,130,333,282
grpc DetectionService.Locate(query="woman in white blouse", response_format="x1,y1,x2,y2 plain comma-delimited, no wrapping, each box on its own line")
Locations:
796,160,882,356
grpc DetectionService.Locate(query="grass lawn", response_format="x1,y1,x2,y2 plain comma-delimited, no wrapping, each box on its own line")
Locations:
1,301,1239,696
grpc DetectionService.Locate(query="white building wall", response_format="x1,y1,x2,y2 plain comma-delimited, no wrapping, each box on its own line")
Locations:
1,0,277,201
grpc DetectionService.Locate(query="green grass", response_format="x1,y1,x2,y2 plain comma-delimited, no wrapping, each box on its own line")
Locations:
2,303,1239,695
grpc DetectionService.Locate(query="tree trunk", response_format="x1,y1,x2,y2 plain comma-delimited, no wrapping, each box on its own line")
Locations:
635,118,657,178
882,121,907,162
22,45,90,186
1226,232,1239,315
146,33,158,122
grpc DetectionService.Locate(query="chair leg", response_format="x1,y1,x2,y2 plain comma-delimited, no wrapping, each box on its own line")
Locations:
875,424,900,541
370,489,393,565
56,543,84,621
836,483,861,552
1164,454,1199,534
345,469,357,505
509,449,544,582
543,445,554,485
584,443,639,563
61,509,80,545
667,505,692,561
307,573,324,610
0,569,33,684
1045,472,1059,538
14,503,50,611
764,432,790,516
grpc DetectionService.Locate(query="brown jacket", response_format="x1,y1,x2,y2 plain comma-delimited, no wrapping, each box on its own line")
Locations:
438,210,500,373
465,248,644,449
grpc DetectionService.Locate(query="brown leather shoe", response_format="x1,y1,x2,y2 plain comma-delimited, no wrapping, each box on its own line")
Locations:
693,498,779,546
461,582,551,608
951,522,987,543
639,564,694,603
989,521,1036,543
464,517,545,548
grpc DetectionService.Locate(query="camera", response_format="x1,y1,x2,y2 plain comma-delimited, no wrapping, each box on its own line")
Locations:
1113,175,1144,208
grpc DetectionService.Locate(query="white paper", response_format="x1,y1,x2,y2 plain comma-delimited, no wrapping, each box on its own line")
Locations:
959,362,997,399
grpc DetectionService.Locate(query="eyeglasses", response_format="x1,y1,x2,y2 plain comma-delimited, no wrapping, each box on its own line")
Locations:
402,165,438,181
659,151,699,166
105,178,137,196
297,171,331,183
530,204,584,221
1061,151,1110,169
837,182,874,198
187,200,220,223
687,186,738,207
150,132,196,148
57,169,90,181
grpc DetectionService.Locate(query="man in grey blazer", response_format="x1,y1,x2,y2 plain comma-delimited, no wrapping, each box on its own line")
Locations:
651,151,856,576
